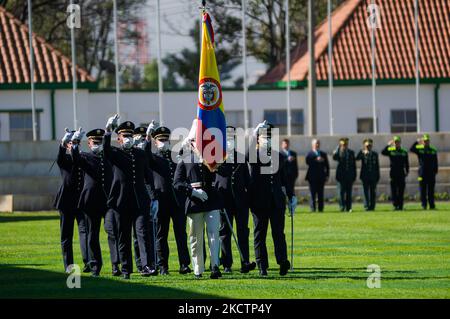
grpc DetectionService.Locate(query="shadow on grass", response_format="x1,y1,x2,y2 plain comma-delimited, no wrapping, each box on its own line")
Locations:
0,214,59,223
0,264,218,299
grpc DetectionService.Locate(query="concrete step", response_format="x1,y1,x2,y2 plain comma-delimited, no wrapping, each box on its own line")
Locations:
295,167,450,185
294,183,450,199
0,176,60,195
0,194,55,212
0,160,58,177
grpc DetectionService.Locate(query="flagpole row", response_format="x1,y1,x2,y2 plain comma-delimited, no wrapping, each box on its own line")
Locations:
27,0,37,141
70,0,78,131
156,0,164,125
113,0,121,118
242,0,249,133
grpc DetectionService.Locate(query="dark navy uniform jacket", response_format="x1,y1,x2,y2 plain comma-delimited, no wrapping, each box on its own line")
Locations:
54,145,83,212
281,149,299,192
410,142,438,179
145,144,185,208
381,145,409,179
103,132,154,213
305,150,330,183
332,148,357,183
173,151,226,214
356,150,380,184
247,149,292,213
71,144,112,215
215,152,250,214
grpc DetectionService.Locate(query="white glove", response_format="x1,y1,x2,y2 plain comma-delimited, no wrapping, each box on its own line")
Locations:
150,200,159,219
61,128,73,145
71,127,85,142
146,120,160,137
106,114,120,132
253,120,268,137
191,188,208,202
182,118,198,147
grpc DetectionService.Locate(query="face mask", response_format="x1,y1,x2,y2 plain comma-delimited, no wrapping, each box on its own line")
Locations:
259,137,271,149
122,137,133,149
91,144,103,154
156,140,170,151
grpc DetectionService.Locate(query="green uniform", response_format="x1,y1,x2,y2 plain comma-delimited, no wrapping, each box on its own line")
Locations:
381,145,409,210
333,147,356,211
356,150,380,211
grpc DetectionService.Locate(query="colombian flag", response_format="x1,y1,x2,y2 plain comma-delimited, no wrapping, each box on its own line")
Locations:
195,11,226,171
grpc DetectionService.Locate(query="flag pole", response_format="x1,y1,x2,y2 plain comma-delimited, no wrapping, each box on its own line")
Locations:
327,0,333,136
27,0,37,141
242,0,249,133
70,0,78,130
414,0,421,133
113,0,121,118
370,0,377,134
285,0,291,137
156,0,164,125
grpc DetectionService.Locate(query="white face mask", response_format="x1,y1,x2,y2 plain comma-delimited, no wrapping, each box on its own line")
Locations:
122,137,133,149
156,140,170,151
259,137,271,149
91,144,103,154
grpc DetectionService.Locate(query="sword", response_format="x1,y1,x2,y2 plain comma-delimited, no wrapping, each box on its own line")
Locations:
220,209,244,263
290,204,294,271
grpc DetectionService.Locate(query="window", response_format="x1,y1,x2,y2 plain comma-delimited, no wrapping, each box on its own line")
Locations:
9,112,40,141
357,118,374,133
226,110,252,129
391,110,417,133
263,109,304,135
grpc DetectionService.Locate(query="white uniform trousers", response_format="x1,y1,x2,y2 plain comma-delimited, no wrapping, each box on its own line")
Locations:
187,210,221,275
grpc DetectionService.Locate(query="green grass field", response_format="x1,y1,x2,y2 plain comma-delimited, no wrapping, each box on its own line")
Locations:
0,203,449,299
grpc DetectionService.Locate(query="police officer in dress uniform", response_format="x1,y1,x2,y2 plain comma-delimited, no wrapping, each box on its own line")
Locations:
305,139,329,212
71,128,119,276
332,138,357,212
217,126,256,274
54,128,89,273
381,136,409,211
173,121,224,279
247,121,293,276
143,125,191,275
103,115,156,279
410,134,438,210
356,139,380,211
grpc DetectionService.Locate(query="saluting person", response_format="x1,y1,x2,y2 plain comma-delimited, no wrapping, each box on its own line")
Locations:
103,115,156,279
356,139,380,211
332,138,357,212
217,126,256,274
71,128,119,276
410,134,438,210
54,128,89,273
381,136,409,211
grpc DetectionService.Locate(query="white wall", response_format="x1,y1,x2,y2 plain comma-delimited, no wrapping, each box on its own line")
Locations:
440,84,450,132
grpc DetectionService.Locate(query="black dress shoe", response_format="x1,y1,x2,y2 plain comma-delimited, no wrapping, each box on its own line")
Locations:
91,271,100,277
259,269,268,276
179,265,192,274
160,267,169,275
210,266,222,279
223,267,232,273
279,260,291,276
83,264,91,273
194,274,202,279
141,266,158,277
122,273,130,279
112,268,122,277
240,261,256,273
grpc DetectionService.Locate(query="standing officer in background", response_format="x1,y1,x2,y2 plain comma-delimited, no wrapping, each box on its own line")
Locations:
247,121,293,276
356,139,380,211
217,126,256,274
71,128,118,277
332,138,357,212
103,115,156,279
54,128,89,273
382,136,409,211
147,125,192,275
280,138,299,199
410,134,438,210
305,139,329,212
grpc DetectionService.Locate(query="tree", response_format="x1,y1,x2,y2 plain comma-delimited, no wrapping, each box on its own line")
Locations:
1,0,147,81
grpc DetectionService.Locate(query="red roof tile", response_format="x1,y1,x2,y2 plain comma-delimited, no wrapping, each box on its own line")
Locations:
258,0,450,84
0,5,94,84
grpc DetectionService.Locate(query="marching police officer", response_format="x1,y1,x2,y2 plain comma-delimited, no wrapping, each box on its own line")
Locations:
173,125,224,279
247,121,293,276
54,128,89,273
217,126,256,274
356,139,380,211
71,128,119,276
146,126,191,275
332,138,357,212
382,136,409,211
305,139,329,212
103,115,156,279
410,134,438,210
